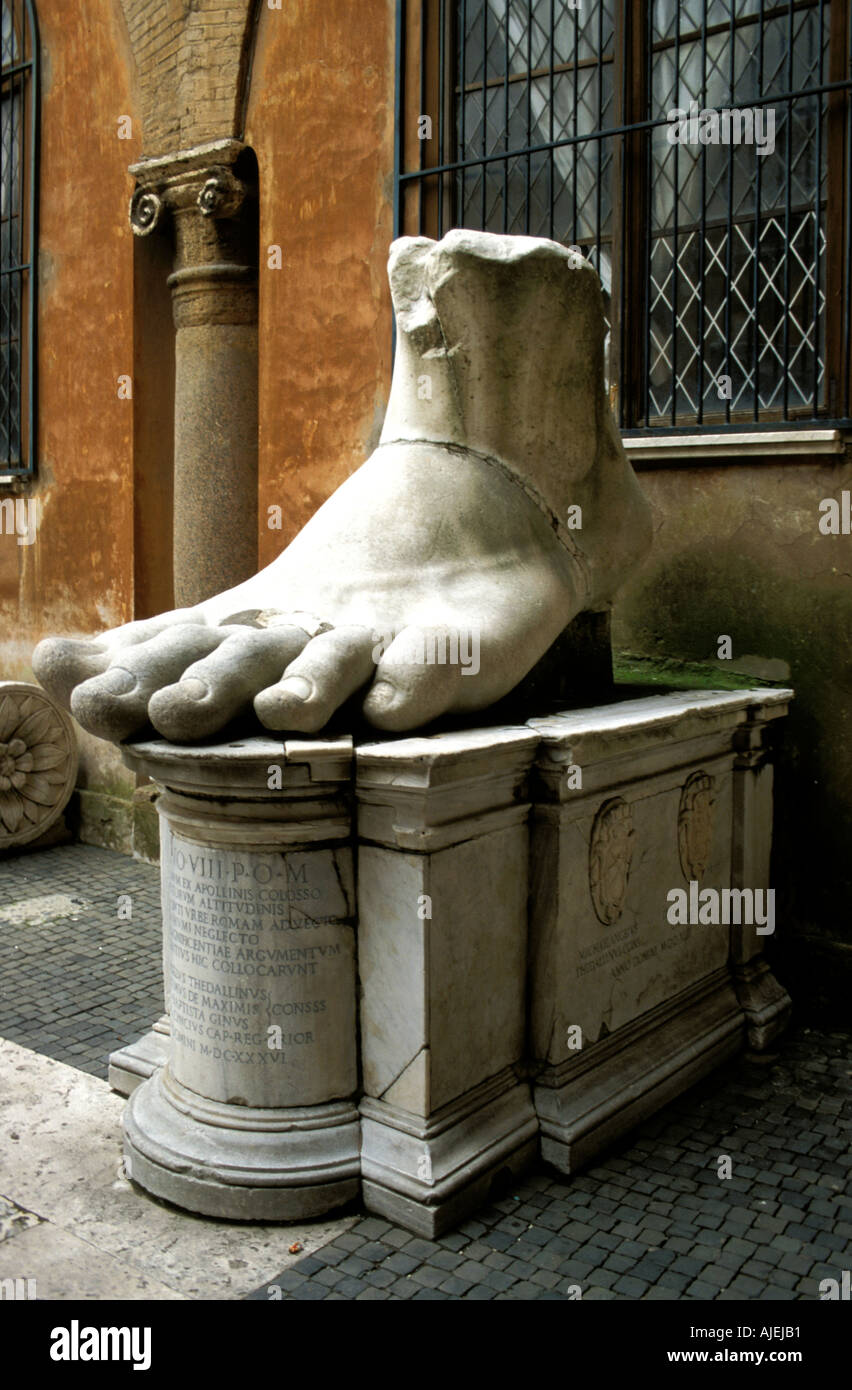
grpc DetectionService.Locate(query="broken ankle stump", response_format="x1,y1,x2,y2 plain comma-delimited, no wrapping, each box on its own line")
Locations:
526,689,793,1177
118,735,360,1220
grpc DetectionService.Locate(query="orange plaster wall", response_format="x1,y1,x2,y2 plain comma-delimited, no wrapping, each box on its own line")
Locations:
0,0,140,679
245,0,396,564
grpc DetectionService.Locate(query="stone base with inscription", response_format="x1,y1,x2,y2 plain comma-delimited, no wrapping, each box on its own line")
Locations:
527,690,793,1176
118,736,361,1221
110,688,792,1232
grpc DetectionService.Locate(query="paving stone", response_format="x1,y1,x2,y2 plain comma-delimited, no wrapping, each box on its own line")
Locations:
729,1273,766,1296
0,845,164,1078
483,1229,516,1252
439,1232,470,1251
657,1269,691,1293
685,1279,720,1299
383,1229,415,1250
289,1282,328,1301
335,1233,367,1253
387,1278,419,1300
671,1255,707,1278
422,1248,461,1273
356,1241,392,1263
531,1247,566,1271
458,1240,493,1262
437,1275,474,1297
613,1275,650,1298
382,1252,421,1275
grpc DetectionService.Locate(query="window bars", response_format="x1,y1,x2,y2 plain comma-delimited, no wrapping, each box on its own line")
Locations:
395,0,852,432
1,0,37,477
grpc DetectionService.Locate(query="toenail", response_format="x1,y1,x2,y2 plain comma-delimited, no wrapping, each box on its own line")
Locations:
98,668,136,696
178,678,208,700
279,676,313,701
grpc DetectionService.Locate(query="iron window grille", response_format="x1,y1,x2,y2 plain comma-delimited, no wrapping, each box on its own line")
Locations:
394,0,852,434
1,0,38,478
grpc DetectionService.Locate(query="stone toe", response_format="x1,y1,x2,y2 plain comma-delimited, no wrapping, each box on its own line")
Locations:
361,624,468,731
147,625,312,742
69,623,226,742
32,637,111,710
254,627,376,733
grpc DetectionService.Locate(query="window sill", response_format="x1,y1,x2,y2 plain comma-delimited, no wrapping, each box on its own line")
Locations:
624,429,847,466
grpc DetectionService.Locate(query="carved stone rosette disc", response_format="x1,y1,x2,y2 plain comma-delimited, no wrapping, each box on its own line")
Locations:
589,796,634,925
0,682,78,849
678,770,715,882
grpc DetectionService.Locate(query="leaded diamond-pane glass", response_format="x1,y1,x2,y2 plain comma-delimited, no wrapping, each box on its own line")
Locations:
402,0,844,428
647,0,830,421
455,1,615,285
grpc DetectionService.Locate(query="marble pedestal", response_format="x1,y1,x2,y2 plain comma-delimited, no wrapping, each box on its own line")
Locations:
116,736,360,1220
355,728,541,1236
109,687,791,1233
527,689,792,1175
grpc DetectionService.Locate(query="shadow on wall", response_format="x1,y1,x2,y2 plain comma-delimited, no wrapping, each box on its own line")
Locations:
614,540,852,1024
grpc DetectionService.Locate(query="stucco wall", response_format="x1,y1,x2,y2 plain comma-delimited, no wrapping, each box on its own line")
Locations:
613,455,852,1015
0,0,141,809
245,0,395,562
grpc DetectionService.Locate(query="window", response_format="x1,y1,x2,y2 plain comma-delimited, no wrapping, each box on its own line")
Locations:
395,1,852,432
1,0,38,477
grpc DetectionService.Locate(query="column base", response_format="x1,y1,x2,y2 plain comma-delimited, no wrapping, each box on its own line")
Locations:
109,1017,171,1097
360,1073,538,1238
535,972,744,1176
124,1067,360,1221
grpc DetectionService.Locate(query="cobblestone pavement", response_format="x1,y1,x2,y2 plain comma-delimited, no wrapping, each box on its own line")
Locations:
0,844,849,1301
0,844,163,1078
248,1028,851,1301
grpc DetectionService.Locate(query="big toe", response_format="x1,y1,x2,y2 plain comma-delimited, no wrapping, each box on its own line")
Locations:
361,624,468,732
70,623,225,742
32,637,111,710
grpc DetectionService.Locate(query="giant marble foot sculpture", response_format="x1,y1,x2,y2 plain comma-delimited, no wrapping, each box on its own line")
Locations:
34,230,652,743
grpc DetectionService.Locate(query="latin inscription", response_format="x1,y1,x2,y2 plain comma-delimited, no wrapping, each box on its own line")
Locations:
164,834,355,1104
575,921,694,982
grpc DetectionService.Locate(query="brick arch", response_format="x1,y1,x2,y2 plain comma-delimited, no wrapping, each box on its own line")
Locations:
116,0,259,157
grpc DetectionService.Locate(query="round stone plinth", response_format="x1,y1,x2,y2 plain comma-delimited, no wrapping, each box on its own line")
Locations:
0,682,78,849
124,1066,360,1220
118,734,359,1221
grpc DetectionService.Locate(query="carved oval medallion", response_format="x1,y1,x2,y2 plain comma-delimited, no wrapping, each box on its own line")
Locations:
589,796,634,925
0,683,78,849
678,770,715,882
